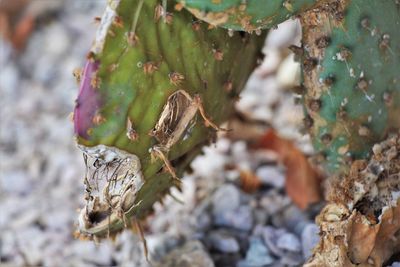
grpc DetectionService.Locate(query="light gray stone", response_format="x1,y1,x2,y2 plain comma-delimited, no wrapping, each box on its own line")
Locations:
209,231,240,253
214,205,253,232
256,166,285,188
276,233,301,253
157,241,214,267
301,223,320,260
212,184,241,215
237,237,274,267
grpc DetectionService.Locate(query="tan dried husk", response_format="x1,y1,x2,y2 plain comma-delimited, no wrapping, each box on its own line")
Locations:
306,132,400,267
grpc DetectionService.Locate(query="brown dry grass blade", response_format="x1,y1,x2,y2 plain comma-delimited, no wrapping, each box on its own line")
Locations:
256,129,322,209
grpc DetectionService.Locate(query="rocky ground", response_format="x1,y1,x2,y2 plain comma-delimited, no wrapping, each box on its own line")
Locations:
1,1,399,267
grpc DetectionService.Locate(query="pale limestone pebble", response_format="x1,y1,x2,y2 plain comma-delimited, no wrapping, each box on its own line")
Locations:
191,145,229,180
15,227,49,266
231,141,254,170
41,232,71,266
280,205,310,235
237,237,274,267
146,233,182,261
148,177,197,238
256,165,285,188
0,196,37,229
257,48,282,75
25,0,64,17
212,184,241,215
8,206,40,230
301,223,320,260
64,240,113,266
265,19,302,48
256,225,304,267
208,230,240,253
0,61,20,94
42,23,71,56
276,233,301,252
0,200,13,228
113,231,150,267
279,251,304,266
0,170,33,195
41,209,74,231
225,169,241,182
276,53,301,89
193,210,212,231
214,205,254,232
156,241,214,267
250,107,274,123
254,208,270,225
214,137,232,154
272,97,304,140
0,231,20,263
259,190,291,215
236,76,280,123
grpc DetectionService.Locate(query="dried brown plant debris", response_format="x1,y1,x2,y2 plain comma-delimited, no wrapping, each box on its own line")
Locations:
306,131,400,267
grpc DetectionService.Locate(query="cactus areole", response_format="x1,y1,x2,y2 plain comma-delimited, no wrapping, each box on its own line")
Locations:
73,0,265,238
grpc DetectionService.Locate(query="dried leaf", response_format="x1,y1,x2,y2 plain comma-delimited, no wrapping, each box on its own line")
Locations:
0,0,33,50
306,132,400,266
11,14,35,50
256,129,322,209
348,213,379,263
306,199,400,267
239,169,262,193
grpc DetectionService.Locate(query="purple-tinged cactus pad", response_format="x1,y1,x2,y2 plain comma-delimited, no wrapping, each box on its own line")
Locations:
74,60,101,139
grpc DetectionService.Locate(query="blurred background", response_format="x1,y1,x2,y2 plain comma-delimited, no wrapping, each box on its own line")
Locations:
0,1,324,266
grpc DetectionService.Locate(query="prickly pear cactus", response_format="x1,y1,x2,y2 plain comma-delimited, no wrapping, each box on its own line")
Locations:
182,0,400,174
73,0,265,238
300,0,400,174
177,0,318,31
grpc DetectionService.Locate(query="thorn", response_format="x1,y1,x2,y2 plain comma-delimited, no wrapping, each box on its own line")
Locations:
150,147,182,186
168,192,184,205
133,219,150,263
169,72,185,85
193,95,228,132
73,67,83,84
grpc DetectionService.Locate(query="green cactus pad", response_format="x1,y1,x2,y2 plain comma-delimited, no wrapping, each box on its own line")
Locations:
74,0,265,237
177,0,318,31
301,0,400,174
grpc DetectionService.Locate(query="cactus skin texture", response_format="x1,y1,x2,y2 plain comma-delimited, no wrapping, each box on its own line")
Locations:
178,0,318,31
300,0,400,174
182,0,400,174
74,0,265,238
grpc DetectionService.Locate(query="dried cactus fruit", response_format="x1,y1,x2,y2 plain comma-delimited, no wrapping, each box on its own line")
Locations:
73,0,265,238
305,132,400,266
177,0,319,32
300,0,400,174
